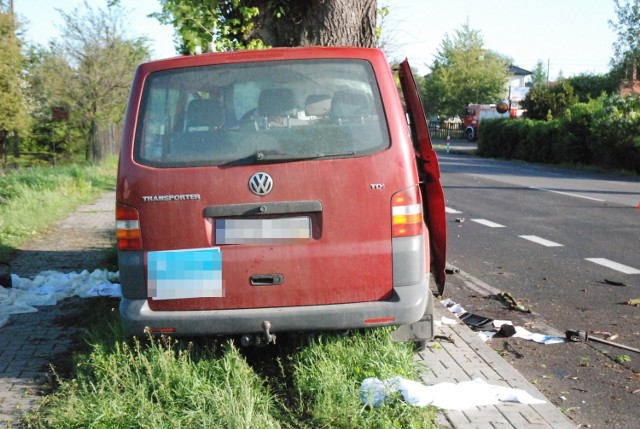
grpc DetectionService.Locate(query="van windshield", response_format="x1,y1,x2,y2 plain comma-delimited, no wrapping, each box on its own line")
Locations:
134,59,390,167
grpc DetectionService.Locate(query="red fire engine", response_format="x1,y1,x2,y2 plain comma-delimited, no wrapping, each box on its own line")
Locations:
462,102,510,141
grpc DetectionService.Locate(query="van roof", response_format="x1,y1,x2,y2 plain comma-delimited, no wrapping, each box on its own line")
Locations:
138,47,388,73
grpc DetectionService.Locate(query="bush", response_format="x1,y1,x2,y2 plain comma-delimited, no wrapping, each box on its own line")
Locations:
590,95,640,173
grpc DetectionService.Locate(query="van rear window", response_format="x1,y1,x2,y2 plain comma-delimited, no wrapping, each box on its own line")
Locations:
133,59,390,167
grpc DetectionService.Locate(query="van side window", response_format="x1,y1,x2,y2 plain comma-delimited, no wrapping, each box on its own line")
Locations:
134,60,390,167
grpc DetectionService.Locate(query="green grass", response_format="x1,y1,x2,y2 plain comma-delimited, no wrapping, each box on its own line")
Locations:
24,300,438,428
0,158,117,262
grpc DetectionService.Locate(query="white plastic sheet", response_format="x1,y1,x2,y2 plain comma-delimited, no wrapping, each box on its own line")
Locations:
0,269,121,327
478,320,565,345
360,376,546,410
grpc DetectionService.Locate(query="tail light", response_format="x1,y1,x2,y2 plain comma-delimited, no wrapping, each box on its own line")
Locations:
116,202,142,251
391,187,423,238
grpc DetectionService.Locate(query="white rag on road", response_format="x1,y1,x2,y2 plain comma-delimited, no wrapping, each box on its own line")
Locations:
360,376,546,410
0,269,121,328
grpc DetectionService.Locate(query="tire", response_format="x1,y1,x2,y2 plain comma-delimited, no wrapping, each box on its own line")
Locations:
465,127,476,142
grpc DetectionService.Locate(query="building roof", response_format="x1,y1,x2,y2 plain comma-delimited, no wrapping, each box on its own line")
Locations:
509,65,532,76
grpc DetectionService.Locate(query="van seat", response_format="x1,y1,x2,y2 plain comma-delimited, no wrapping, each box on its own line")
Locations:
169,99,225,156
185,98,225,131
305,94,332,117
258,88,297,118
331,90,372,120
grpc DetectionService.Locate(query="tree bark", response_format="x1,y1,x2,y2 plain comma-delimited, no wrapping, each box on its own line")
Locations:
253,0,377,48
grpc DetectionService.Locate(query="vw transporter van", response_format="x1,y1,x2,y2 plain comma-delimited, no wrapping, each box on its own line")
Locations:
116,47,446,345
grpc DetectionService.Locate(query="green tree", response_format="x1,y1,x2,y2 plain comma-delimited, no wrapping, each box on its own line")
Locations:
152,0,378,54
54,0,150,161
24,45,79,158
521,81,578,120
0,8,30,162
422,23,511,118
610,0,640,79
566,73,619,102
531,60,548,88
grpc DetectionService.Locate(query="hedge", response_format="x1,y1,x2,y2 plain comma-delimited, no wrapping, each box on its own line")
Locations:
476,95,640,174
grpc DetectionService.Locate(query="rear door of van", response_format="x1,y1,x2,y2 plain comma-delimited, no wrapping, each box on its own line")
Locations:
118,50,424,313
398,59,447,294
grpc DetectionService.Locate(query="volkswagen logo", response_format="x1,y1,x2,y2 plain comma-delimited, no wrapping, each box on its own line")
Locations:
248,172,273,196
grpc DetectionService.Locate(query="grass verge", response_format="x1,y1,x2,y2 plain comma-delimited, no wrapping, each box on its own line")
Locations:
24,300,437,428
0,158,117,262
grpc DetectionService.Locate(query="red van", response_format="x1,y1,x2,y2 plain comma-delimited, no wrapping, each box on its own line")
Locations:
116,47,446,345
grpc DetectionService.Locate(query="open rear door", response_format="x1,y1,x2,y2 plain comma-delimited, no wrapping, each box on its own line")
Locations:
398,59,447,295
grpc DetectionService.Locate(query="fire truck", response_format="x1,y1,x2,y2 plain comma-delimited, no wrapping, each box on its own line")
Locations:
462,103,510,141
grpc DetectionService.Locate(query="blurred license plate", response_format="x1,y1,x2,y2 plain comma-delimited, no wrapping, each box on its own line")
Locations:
215,217,311,244
147,248,223,300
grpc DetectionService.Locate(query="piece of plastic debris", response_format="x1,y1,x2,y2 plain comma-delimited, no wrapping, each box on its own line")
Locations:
459,312,493,328
435,316,458,326
441,298,466,316
603,279,627,286
360,377,546,410
495,324,517,337
496,291,531,313
434,334,455,344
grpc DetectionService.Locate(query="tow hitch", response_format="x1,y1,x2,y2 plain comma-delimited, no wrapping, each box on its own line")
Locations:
239,321,277,347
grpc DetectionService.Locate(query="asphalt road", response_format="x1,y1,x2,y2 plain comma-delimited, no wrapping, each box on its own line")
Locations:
437,152,640,428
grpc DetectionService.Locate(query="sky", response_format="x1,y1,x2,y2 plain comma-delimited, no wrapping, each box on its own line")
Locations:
14,0,619,80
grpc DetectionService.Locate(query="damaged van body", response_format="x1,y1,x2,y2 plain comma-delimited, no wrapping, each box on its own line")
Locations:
116,47,446,344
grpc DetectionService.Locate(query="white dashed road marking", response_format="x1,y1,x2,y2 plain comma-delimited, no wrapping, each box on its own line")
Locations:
471,219,505,228
445,207,462,214
585,258,640,275
530,186,605,202
519,235,564,247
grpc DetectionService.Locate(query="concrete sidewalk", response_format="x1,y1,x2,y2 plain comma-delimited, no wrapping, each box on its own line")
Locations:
419,303,577,428
0,191,115,428
0,190,576,428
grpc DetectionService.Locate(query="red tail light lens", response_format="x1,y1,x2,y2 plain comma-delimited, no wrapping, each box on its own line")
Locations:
391,187,423,238
116,202,142,251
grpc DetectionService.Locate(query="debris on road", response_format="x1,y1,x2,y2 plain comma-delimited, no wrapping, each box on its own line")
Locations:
565,329,640,354
496,291,531,313
482,321,564,344
441,299,563,344
445,266,460,275
603,279,627,286
627,298,640,306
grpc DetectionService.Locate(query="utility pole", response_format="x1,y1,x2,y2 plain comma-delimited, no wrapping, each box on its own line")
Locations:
547,59,550,83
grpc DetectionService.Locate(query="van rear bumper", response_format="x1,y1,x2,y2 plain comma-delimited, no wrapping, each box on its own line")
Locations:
119,278,430,337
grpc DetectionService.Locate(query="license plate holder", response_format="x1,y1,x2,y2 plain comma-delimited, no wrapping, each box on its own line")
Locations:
215,217,311,244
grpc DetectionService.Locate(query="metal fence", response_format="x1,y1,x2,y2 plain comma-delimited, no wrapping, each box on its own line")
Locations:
428,121,464,141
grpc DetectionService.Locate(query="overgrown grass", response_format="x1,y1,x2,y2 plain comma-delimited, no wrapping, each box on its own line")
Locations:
0,158,117,262
24,300,437,428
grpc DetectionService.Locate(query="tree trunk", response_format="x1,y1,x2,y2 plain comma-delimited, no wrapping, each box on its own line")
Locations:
253,0,377,48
